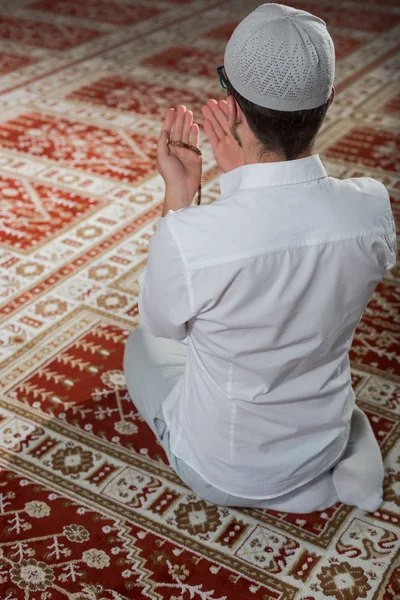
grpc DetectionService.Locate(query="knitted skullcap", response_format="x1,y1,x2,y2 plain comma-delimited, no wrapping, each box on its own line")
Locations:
224,3,335,111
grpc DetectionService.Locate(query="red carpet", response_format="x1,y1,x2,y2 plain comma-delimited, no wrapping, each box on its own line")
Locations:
0,1,399,598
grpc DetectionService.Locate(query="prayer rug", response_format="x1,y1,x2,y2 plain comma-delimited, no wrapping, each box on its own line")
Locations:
0,0,399,598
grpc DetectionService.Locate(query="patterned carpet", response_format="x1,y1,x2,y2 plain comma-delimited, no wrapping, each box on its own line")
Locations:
0,0,399,598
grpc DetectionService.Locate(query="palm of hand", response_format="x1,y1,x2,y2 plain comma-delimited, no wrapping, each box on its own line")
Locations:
202,99,245,173
214,131,244,173
169,144,201,184
157,106,201,206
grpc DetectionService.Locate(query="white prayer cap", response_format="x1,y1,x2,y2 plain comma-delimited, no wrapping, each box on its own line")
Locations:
224,3,335,111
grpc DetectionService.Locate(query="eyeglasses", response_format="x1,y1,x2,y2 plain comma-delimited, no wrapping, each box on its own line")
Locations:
217,65,228,89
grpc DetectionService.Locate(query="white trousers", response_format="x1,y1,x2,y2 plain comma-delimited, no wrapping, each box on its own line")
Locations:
124,327,383,513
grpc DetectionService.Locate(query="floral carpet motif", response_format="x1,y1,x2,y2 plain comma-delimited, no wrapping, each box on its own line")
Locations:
0,0,399,599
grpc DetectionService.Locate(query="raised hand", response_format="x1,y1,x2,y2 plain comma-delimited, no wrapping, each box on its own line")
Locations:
157,105,201,209
202,99,244,173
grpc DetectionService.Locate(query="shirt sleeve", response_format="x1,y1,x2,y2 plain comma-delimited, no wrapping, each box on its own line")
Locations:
138,215,193,340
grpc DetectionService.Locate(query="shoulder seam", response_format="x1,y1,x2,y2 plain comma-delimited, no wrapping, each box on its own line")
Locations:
185,230,395,272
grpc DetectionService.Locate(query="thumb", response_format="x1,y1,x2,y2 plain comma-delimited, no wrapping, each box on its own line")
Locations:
157,129,170,161
157,130,171,176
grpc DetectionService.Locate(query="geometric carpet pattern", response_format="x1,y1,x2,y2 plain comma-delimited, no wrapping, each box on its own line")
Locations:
0,0,399,598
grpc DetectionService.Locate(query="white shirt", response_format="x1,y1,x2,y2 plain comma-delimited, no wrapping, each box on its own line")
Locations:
139,156,396,499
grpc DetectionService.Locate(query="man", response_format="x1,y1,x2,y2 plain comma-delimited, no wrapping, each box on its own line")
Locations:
124,3,396,513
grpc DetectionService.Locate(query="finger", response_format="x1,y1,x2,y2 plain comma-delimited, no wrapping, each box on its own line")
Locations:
171,105,186,141
203,98,219,110
161,107,175,138
201,99,218,117
218,99,228,116
202,105,222,142
203,119,219,149
181,110,193,144
207,99,230,135
190,123,200,149
202,102,225,140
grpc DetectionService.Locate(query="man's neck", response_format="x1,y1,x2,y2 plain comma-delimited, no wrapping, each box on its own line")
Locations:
242,139,313,165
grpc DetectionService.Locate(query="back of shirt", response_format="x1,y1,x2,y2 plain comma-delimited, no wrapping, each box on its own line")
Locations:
139,157,396,498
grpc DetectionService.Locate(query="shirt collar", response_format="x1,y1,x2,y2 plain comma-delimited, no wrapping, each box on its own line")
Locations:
219,155,327,197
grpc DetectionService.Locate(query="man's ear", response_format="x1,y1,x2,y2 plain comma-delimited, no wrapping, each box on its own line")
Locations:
227,94,241,129
329,86,335,107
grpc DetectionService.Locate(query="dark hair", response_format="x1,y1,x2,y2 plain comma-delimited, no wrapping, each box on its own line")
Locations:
226,80,329,161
